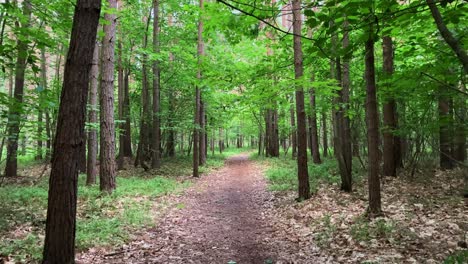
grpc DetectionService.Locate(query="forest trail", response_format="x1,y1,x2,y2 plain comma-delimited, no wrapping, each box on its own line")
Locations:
81,153,324,263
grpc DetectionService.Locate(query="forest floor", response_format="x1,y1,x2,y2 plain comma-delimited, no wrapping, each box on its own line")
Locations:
77,153,468,264
77,153,327,263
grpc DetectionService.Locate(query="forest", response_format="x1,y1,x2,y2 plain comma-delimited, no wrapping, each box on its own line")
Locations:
0,0,466,263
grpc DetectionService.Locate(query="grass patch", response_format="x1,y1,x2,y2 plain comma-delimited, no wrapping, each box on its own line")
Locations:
0,149,241,263
253,153,342,193
350,216,396,242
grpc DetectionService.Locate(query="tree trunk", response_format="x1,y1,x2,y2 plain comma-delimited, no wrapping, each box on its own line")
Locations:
151,0,161,169
117,32,125,170
99,0,117,193
322,112,328,157
292,0,310,200
4,0,31,177
382,35,400,177
309,87,321,164
42,1,101,262
199,101,206,165
123,69,132,157
87,41,99,185
426,0,468,74
439,91,453,169
364,27,382,217
36,47,47,161
193,0,204,177
290,100,297,159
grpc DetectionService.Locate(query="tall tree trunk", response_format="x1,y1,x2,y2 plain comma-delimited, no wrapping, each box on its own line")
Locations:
42,1,101,262
309,86,321,164
36,47,47,160
4,0,31,177
382,35,400,177
322,112,328,157
123,69,132,156
365,25,382,217
137,11,152,170
290,99,297,158
439,90,453,169
99,0,117,193
337,22,353,191
86,41,99,185
292,0,310,200
426,0,468,74
199,101,206,165
151,0,161,169
117,30,125,169
453,94,466,163
193,0,204,177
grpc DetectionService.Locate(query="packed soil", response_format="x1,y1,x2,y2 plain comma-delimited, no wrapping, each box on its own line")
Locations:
78,154,326,264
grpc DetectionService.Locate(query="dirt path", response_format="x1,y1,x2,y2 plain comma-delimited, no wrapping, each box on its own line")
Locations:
80,154,326,263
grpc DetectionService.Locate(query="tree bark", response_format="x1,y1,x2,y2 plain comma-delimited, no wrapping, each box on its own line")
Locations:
36,47,47,160
292,0,310,200
86,41,99,185
99,0,117,193
117,30,125,170
382,35,400,177
151,0,161,169
322,111,328,157
365,26,382,217
439,91,453,169
290,100,297,159
4,0,31,177
193,0,204,177
309,86,321,164
122,68,132,157
42,0,101,262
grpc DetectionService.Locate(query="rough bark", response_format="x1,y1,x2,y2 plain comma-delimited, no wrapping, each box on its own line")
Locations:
365,27,382,217
42,0,101,262
86,42,99,185
4,0,31,177
292,0,310,200
382,35,400,177
151,0,161,169
99,0,117,193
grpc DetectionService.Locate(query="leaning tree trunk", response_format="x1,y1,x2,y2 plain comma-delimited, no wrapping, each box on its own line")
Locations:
292,0,310,201
4,0,31,177
42,0,101,262
99,0,117,193
364,25,382,218
426,0,468,74
86,41,99,185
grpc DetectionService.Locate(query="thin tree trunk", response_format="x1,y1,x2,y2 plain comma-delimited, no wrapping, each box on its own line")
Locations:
439,90,453,169
4,0,31,177
117,31,125,170
193,0,204,177
36,47,47,160
365,26,382,217
99,0,117,193
123,68,132,156
199,101,206,165
322,112,328,157
151,0,161,169
290,99,297,159
86,41,99,185
42,1,101,262
292,0,310,200
309,87,321,164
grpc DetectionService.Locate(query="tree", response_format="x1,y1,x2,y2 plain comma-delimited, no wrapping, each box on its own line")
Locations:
87,41,99,185
193,0,204,178
99,0,118,193
152,0,161,169
364,22,382,217
292,0,310,201
42,0,101,262
4,0,31,177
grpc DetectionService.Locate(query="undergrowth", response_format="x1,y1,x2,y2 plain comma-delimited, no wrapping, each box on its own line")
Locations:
0,148,245,262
